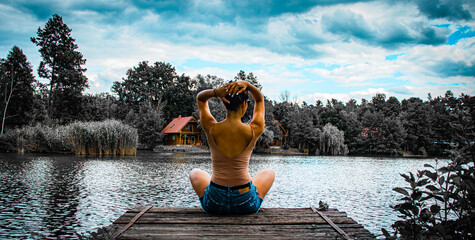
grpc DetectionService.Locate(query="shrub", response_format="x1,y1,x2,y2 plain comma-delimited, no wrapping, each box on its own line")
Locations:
0,120,138,156
383,104,474,239
0,124,72,153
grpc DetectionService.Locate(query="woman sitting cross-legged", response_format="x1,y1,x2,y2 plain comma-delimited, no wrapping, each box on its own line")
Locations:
189,80,275,214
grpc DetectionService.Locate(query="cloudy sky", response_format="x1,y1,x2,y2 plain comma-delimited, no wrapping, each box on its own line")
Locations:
1,0,474,103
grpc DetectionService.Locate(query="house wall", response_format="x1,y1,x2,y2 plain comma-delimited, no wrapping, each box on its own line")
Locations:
163,121,202,146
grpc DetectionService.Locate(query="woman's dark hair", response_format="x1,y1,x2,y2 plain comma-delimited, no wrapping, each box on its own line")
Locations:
223,91,249,111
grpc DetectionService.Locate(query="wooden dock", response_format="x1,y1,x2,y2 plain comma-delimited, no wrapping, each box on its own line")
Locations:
111,207,375,239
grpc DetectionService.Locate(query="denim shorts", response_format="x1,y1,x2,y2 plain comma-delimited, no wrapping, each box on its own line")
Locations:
199,181,263,215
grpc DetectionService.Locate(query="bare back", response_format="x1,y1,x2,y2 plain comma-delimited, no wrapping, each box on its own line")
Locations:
191,82,274,200
205,120,260,186
210,121,253,158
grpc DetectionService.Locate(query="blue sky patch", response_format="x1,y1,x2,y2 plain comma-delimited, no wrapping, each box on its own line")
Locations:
448,26,475,45
385,53,404,61
0,0,473,104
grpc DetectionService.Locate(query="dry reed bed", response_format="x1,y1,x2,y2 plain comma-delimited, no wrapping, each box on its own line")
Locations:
0,120,138,156
68,120,138,156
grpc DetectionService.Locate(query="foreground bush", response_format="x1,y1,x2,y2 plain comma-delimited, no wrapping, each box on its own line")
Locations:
383,106,474,239
0,120,138,156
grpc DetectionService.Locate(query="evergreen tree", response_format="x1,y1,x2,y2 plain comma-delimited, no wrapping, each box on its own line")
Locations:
353,93,406,155
0,46,36,134
31,14,88,123
234,70,262,91
401,97,434,155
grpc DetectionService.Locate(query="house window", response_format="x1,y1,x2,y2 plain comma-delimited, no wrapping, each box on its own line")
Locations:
173,136,176,140
170,124,175,128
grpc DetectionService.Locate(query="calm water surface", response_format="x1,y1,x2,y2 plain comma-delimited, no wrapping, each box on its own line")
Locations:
0,152,447,239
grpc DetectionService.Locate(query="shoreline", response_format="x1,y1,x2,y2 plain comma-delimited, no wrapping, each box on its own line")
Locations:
0,144,449,159
152,145,448,158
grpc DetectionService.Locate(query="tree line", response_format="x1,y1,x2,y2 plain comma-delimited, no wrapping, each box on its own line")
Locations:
1,14,473,155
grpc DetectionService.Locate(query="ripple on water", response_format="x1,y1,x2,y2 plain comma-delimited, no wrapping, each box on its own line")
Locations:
0,152,446,239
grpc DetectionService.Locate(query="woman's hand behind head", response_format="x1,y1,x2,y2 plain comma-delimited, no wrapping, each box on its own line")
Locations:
226,81,249,96
214,85,231,104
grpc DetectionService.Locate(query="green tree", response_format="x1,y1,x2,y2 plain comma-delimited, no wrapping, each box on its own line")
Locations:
234,70,262,90
31,14,88,123
401,97,434,155
318,123,348,156
320,98,345,128
0,46,36,134
112,61,174,109
194,74,225,93
264,99,282,144
125,103,166,150
81,93,119,121
429,94,453,143
339,109,363,153
355,94,406,155
112,61,196,121
164,74,196,119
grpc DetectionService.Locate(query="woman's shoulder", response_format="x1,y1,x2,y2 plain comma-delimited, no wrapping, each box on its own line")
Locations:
213,122,252,136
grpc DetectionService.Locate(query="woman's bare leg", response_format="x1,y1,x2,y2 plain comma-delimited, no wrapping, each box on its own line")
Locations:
189,168,211,198
252,168,275,199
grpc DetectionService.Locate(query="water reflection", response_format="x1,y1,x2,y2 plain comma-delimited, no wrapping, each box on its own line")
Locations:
0,152,446,239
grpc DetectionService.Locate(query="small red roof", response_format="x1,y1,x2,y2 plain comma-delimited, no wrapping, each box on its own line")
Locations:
161,116,197,134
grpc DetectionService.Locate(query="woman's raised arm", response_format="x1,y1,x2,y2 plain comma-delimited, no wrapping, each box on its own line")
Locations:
196,86,229,131
228,81,265,135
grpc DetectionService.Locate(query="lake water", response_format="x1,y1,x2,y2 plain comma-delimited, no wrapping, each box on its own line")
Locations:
0,152,447,239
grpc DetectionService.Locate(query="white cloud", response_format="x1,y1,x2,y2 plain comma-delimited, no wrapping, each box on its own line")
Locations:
1,0,473,104
181,67,236,81
0,4,41,33
297,88,390,104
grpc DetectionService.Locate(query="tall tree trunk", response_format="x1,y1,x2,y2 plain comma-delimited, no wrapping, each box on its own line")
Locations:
48,58,55,119
1,71,15,135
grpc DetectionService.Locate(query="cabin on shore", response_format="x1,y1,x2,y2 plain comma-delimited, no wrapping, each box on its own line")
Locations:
259,120,288,147
359,127,381,138
161,116,202,146
271,120,288,146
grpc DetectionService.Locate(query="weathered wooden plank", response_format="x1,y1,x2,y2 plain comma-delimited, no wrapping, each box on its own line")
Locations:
312,206,352,240
119,231,342,238
118,231,373,240
114,215,358,225
120,226,371,236
126,207,341,214
114,223,366,231
118,226,373,237
118,234,339,240
116,228,373,239
125,207,346,214
119,211,349,219
112,207,375,239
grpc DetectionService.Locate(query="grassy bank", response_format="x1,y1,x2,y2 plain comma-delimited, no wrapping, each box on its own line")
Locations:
0,120,138,156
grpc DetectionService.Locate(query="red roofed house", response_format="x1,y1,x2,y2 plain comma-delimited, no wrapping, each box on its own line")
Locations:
359,127,382,138
161,116,202,145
